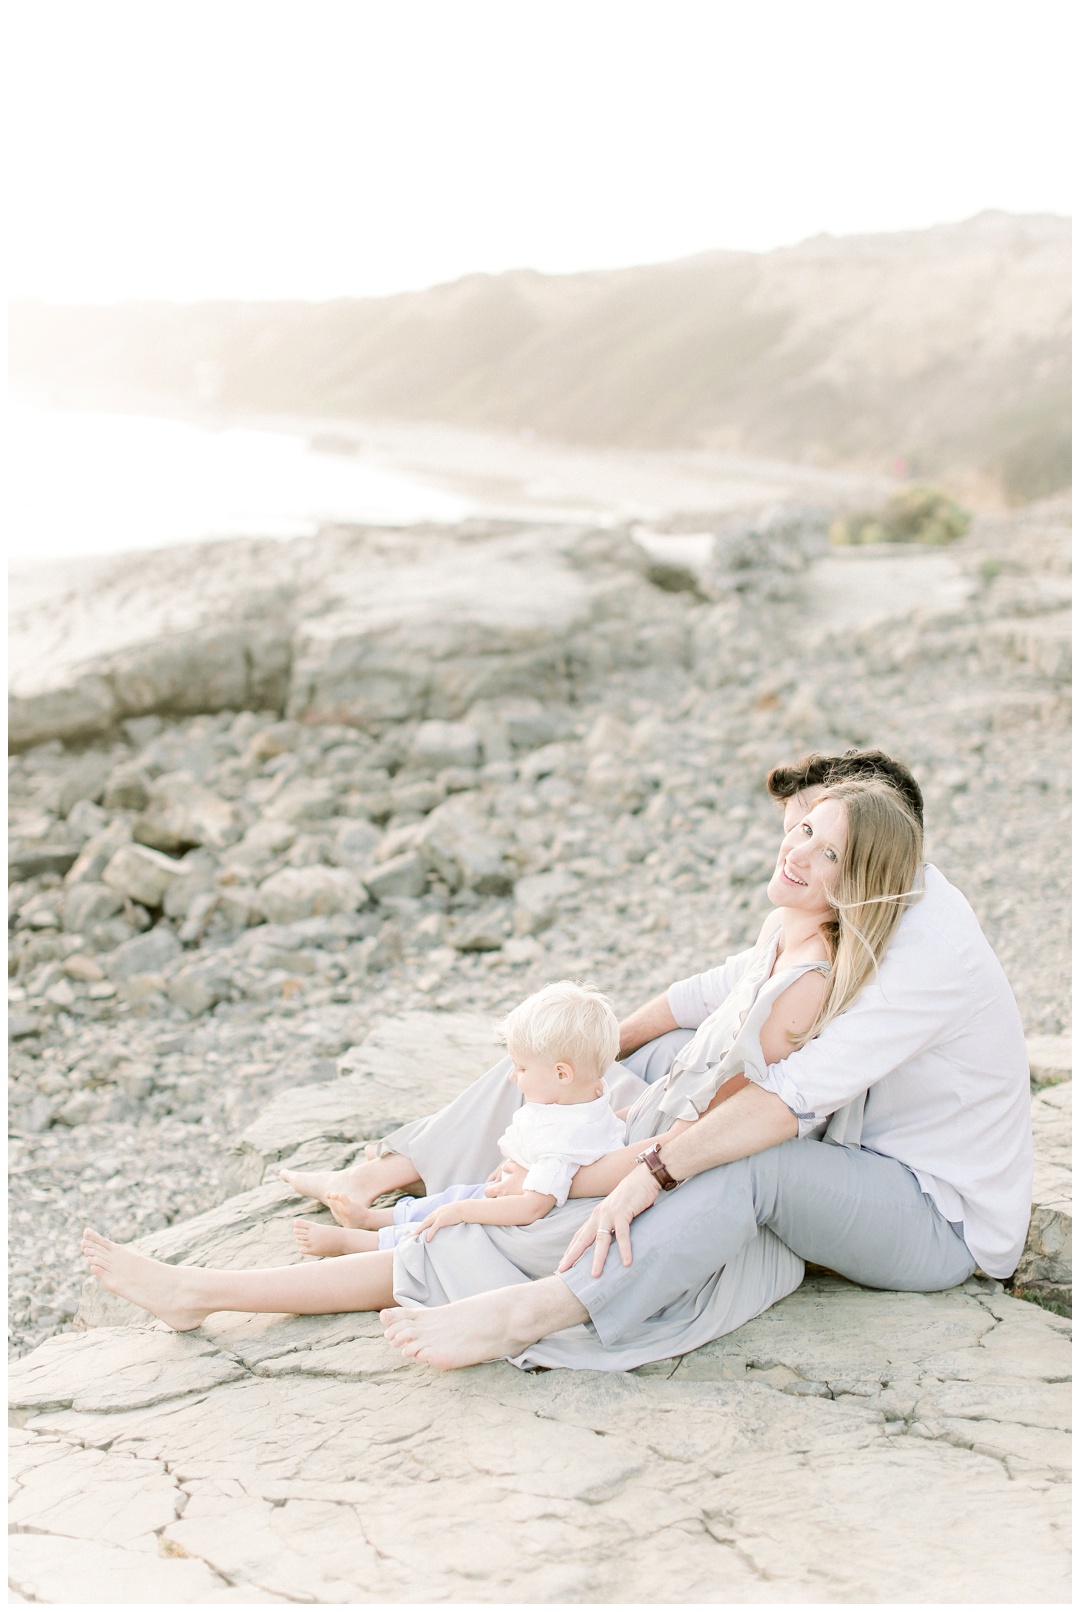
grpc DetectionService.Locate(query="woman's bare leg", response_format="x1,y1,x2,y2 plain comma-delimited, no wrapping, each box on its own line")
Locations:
82,1228,396,1331
279,1151,421,1225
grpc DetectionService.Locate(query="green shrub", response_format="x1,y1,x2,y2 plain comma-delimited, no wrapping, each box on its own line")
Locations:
830,485,971,547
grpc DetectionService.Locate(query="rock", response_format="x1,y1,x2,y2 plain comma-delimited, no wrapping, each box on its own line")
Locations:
263,777,340,824
64,798,109,842
1013,1081,1071,1305
167,958,236,1017
7,844,81,881
257,865,365,925
449,908,510,952
362,852,428,902
102,764,152,812
56,754,111,817
1027,1032,1071,1087
102,843,185,908
226,1010,498,1192
104,925,182,981
584,752,647,812
408,719,483,772
63,819,133,886
62,882,124,933
8,672,117,750
134,772,242,853
417,798,516,895
330,818,382,866
62,953,105,983
161,852,220,920
512,869,578,936
7,1531,272,1604
18,1274,1072,1606
8,1012,42,1041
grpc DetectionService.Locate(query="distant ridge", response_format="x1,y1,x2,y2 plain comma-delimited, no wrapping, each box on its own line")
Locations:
10,211,1070,503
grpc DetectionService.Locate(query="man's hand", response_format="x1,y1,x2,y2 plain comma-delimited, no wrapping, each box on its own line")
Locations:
417,1202,467,1240
557,1163,661,1277
484,1161,528,1197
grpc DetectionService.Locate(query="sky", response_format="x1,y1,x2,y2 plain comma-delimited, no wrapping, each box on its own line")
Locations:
7,0,1074,304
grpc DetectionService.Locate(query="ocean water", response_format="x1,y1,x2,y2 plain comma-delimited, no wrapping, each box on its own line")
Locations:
5,403,470,563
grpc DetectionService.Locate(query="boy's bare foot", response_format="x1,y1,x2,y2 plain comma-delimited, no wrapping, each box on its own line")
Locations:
278,1154,421,1224
380,1278,587,1371
294,1219,380,1256
81,1228,209,1331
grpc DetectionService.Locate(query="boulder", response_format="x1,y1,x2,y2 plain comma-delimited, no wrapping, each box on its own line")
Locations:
103,925,182,981
102,843,185,908
256,865,365,925
8,672,117,750
417,799,516,896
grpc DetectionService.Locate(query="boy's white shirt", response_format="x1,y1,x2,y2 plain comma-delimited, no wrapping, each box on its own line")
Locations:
497,1083,626,1207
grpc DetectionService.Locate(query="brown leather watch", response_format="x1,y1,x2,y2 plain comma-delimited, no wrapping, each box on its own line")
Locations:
636,1144,681,1190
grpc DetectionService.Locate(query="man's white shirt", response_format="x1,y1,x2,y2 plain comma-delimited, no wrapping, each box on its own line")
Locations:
667,865,1033,1278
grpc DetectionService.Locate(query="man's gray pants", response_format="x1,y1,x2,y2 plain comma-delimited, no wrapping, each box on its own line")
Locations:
559,1134,977,1346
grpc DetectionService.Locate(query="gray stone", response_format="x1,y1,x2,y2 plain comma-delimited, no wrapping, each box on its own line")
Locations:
362,851,427,902
1027,1032,1071,1087
409,719,483,772
103,764,152,812
56,754,111,818
512,869,578,936
134,772,242,853
167,959,236,1017
102,843,186,908
104,925,182,981
257,865,365,925
449,908,510,952
417,798,516,895
8,843,82,882
330,818,382,866
63,820,134,886
64,798,110,842
8,672,118,750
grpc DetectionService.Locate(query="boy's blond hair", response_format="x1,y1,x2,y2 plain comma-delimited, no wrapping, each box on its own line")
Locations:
496,980,620,1079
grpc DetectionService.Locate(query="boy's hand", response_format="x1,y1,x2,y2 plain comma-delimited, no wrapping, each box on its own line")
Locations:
418,1202,468,1240
485,1162,528,1197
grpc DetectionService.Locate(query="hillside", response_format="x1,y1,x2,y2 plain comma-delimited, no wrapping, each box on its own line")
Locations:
10,211,1070,503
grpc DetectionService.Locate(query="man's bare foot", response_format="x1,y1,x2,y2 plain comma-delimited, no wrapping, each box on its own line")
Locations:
81,1228,209,1331
380,1277,588,1370
279,1154,421,1224
294,1219,380,1256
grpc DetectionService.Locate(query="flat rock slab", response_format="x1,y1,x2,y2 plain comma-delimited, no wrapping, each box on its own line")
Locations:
227,1009,498,1191
10,1276,1070,1603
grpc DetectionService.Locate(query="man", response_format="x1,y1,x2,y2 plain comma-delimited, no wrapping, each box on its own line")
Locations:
379,749,1033,1369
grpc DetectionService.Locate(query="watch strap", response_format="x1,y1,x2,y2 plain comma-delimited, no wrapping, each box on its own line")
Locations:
636,1144,680,1191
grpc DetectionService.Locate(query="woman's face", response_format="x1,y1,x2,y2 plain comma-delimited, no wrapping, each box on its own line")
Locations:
767,796,848,918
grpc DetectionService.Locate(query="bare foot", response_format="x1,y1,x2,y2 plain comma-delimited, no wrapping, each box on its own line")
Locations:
294,1218,380,1256
279,1154,421,1223
81,1228,209,1331
324,1191,395,1232
379,1293,527,1369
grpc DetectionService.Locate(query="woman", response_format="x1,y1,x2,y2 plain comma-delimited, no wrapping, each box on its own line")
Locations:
83,776,931,1367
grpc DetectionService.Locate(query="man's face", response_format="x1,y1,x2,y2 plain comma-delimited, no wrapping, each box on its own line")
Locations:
781,785,827,834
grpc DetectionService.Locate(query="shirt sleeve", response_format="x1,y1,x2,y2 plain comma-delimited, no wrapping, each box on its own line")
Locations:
667,945,756,1029
743,923,973,1133
521,1157,578,1207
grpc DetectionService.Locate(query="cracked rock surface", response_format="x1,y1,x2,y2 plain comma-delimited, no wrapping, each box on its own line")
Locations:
9,1275,1070,1603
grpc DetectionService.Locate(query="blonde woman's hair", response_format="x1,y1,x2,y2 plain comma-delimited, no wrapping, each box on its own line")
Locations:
496,980,620,1078
796,777,924,1046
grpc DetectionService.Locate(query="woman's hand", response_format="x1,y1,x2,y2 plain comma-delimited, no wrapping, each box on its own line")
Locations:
557,1164,661,1277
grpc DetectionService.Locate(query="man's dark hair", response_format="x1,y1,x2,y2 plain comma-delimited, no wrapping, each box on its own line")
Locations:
766,749,924,829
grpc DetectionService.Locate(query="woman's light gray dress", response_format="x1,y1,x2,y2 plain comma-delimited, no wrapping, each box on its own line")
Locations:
384,928,825,1370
